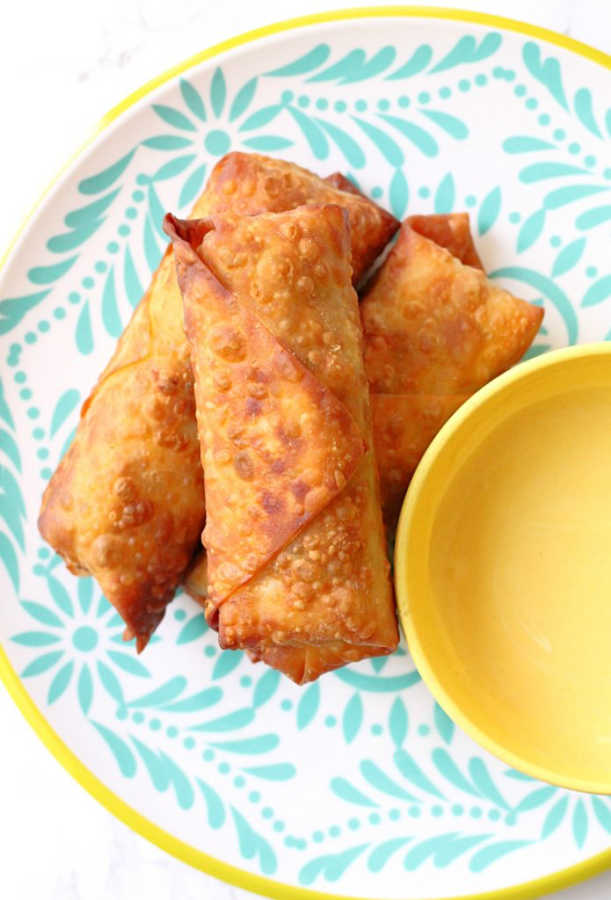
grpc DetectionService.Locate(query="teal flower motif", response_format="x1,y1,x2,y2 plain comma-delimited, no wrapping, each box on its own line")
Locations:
142,70,294,211
13,558,153,712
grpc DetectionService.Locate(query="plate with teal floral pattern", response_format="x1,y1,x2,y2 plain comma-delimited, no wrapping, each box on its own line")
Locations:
0,10,610,900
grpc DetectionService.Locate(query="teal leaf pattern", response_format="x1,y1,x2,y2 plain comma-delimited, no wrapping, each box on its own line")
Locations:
212,650,243,680
367,837,411,871
101,267,121,337
360,760,418,802
229,78,258,122
517,209,546,252
386,45,432,80
78,149,135,195
297,681,320,729
541,796,570,838
469,840,531,872
573,799,588,848
503,135,557,153
389,697,408,747
434,172,455,213
197,778,225,828
334,669,421,692
123,245,144,307
0,534,20,591
389,168,409,218
152,154,197,182
353,117,403,166
468,758,509,809
50,389,80,437
210,68,226,118
331,777,377,807
47,574,74,618
342,692,363,743
21,601,62,629
430,32,502,73
242,136,294,152
12,631,61,647
22,650,64,677
161,686,222,714
0,430,19,473
576,204,611,230
514,785,556,815
418,108,468,140
231,806,277,874
434,703,455,745
239,105,283,132
142,135,194,151
91,721,136,777
176,613,207,644
48,660,74,704
252,669,280,709
210,735,278,754
28,256,78,285
592,798,611,833
315,118,366,168
153,104,197,132
582,275,611,307
478,186,502,236
0,290,50,334
179,163,207,208
107,649,150,678
77,663,93,715
287,106,329,159
300,844,368,885
75,301,94,354
522,42,568,109
379,113,438,157
551,237,586,276
574,88,602,138
179,79,207,122
64,189,121,228
97,660,125,705
244,764,296,781
267,45,331,77
127,677,187,708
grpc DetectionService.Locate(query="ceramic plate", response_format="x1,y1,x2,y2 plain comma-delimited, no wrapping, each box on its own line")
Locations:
1,10,610,900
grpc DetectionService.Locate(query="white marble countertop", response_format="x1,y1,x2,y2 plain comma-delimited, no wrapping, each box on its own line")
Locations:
1,1,609,898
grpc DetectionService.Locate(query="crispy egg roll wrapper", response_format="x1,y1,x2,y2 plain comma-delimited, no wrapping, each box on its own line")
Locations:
362,220,544,527
182,210,485,607
166,205,398,683
39,153,398,649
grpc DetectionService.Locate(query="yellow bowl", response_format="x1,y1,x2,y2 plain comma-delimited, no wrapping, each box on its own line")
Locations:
394,343,611,794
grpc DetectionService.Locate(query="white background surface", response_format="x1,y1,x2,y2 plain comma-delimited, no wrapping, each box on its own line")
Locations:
1,1,609,898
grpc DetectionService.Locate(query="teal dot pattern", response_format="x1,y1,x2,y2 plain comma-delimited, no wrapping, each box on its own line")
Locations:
1,24,610,897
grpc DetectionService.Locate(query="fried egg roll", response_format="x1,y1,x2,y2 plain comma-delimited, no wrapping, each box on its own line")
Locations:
166,205,398,683
362,219,544,526
39,154,398,649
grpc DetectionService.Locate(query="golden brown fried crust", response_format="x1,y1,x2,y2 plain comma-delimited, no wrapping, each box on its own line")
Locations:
204,154,399,284
38,254,204,650
166,205,398,682
362,217,543,527
38,154,398,650
407,213,484,269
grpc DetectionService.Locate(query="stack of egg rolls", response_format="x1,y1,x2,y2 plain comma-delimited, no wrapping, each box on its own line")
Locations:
39,151,543,680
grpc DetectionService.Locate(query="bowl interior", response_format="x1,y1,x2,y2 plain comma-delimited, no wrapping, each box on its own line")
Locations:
396,346,611,793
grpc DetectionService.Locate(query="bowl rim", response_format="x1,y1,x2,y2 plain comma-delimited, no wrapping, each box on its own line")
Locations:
394,341,611,795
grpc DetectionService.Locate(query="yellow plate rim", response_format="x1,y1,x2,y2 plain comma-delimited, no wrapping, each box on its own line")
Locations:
1,8,610,900
395,342,611,796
